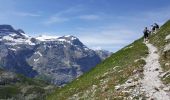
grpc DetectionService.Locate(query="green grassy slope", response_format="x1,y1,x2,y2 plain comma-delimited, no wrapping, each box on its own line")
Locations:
149,20,170,84
0,69,56,100
47,33,148,99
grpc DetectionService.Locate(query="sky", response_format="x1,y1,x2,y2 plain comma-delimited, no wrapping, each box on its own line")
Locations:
0,0,170,52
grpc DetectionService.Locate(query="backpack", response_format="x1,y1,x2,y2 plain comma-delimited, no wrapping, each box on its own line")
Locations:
143,29,148,34
155,24,159,28
152,26,156,31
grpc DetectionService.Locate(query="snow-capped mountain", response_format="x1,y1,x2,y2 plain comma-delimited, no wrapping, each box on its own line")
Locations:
0,25,35,45
36,35,60,41
0,25,38,77
0,25,111,86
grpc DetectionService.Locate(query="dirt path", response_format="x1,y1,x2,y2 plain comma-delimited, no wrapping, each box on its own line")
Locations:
141,43,170,100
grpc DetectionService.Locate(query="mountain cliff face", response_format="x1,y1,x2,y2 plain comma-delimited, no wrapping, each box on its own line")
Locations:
95,50,112,60
0,25,111,86
47,21,170,100
27,35,103,85
0,25,38,77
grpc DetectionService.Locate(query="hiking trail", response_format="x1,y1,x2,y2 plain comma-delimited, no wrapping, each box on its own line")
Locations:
141,43,170,100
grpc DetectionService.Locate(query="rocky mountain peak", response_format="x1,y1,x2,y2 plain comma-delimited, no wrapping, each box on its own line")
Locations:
17,29,25,34
0,24,14,31
58,35,84,47
0,25,112,86
0,24,34,45
0,24,25,38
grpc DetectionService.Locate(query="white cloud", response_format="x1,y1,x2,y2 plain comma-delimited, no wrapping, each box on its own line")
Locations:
43,6,83,25
44,16,69,25
55,6,83,16
78,15,101,20
116,7,170,25
43,6,103,25
75,25,138,52
13,12,41,17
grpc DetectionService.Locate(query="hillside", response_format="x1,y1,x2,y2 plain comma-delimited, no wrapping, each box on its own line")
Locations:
149,20,170,85
47,20,170,100
0,68,55,100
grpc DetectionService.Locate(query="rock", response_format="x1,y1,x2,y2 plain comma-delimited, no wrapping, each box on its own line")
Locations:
155,68,159,71
115,85,121,91
126,79,133,83
95,50,112,60
134,59,140,63
163,44,170,59
162,71,170,78
154,51,158,53
138,69,144,73
150,98,155,100
165,63,170,66
163,87,170,91
92,85,97,90
154,87,159,91
165,34,170,40
133,69,143,74
133,70,137,74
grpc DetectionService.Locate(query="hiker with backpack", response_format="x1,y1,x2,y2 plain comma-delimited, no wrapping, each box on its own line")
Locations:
154,23,159,33
142,23,160,43
143,27,149,43
151,25,156,34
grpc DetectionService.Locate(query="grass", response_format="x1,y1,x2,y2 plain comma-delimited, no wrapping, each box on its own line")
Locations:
0,70,53,99
149,20,170,84
47,37,148,99
17,74,49,86
150,20,170,50
0,85,20,99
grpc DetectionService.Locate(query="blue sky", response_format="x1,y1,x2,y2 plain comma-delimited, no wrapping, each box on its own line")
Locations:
0,0,170,52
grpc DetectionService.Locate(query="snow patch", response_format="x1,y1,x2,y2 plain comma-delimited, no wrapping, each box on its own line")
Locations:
37,51,42,57
2,34,35,45
34,51,42,57
64,35,77,40
34,58,39,62
20,32,29,38
57,38,67,42
36,35,75,45
84,47,90,51
2,35,14,41
36,35,60,41
9,33,17,37
25,38,36,45
9,48,16,51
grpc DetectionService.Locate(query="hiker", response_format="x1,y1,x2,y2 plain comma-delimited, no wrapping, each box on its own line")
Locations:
154,23,159,33
143,27,149,42
151,25,156,34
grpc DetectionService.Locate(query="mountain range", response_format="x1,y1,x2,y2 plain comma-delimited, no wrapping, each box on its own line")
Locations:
0,24,112,86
